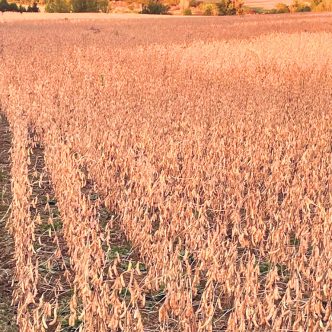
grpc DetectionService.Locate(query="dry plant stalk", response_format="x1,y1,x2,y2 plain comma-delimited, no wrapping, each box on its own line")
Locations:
7,114,37,331
0,14,332,332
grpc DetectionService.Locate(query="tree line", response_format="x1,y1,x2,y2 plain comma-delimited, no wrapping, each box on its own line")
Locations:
0,0,109,12
0,0,39,12
45,0,108,12
1,0,331,14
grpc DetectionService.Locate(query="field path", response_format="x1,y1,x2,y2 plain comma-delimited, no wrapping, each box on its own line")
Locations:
0,114,17,332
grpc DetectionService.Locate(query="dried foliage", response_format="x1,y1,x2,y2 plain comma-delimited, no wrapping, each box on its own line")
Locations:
0,13,332,332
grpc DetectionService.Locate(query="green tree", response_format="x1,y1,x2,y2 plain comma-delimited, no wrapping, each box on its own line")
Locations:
216,0,235,15
0,0,9,12
203,3,214,15
0,0,24,12
275,2,290,12
216,0,242,15
97,0,109,12
45,0,70,12
71,0,98,12
27,2,40,11
289,0,311,11
141,0,169,14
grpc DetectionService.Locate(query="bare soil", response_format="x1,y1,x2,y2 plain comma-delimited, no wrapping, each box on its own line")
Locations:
0,114,17,332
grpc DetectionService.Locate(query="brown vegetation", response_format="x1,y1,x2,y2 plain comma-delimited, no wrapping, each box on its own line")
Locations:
0,13,332,332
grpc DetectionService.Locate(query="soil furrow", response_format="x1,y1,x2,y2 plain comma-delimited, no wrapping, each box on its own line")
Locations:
0,113,17,332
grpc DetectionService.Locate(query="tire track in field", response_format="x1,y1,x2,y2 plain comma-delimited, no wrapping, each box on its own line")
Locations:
0,113,17,332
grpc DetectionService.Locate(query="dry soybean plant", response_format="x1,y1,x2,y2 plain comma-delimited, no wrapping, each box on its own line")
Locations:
0,13,332,332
